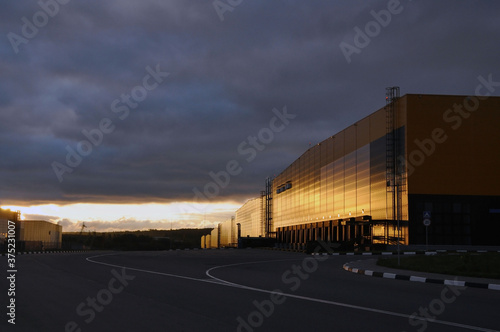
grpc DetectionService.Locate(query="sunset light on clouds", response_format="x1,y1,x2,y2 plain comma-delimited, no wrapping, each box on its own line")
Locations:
1,1,499,233
1,202,241,232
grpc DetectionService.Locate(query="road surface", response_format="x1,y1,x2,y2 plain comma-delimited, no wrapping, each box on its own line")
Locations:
1,249,498,332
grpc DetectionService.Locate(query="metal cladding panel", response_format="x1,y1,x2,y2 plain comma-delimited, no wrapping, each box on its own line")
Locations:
17,220,62,249
333,131,345,161
356,117,370,148
236,197,264,238
344,126,357,156
369,108,387,142
406,94,500,196
219,218,236,247
210,228,218,248
396,96,407,129
272,98,410,230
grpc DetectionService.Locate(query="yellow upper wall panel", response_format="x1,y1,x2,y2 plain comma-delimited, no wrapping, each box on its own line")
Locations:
406,94,500,196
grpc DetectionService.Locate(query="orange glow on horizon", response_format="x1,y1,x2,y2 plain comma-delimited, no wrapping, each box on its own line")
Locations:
1,201,242,232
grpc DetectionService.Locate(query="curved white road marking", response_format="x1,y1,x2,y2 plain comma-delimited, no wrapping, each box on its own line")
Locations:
86,253,498,332
206,261,498,332
86,253,214,284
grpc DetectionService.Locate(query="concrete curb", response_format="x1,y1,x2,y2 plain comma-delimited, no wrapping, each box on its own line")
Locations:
342,261,500,291
311,249,500,256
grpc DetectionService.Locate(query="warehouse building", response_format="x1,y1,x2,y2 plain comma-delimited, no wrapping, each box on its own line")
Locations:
0,209,20,251
219,217,237,247
202,234,211,249
203,92,500,249
203,217,238,248
17,220,62,250
235,197,265,238
201,198,266,248
210,227,219,248
0,208,62,251
273,92,500,248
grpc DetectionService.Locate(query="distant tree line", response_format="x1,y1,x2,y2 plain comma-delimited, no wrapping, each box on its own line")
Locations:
62,228,212,251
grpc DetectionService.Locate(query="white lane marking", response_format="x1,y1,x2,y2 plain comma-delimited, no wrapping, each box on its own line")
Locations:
86,254,300,287
86,253,217,284
205,259,499,332
86,253,498,332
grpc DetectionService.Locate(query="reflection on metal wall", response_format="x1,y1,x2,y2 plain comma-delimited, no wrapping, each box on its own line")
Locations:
235,197,264,238
219,217,237,247
273,131,408,229
210,227,219,248
203,197,265,248
16,220,62,249
201,95,500,248
272,102,409,246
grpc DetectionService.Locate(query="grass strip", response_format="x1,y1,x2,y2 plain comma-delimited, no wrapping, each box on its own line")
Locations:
377,253,500,279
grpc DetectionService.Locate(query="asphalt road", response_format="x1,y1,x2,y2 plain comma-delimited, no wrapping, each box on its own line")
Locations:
1,249,498,332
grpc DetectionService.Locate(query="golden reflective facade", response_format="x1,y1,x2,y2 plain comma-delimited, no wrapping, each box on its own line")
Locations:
274,95,408,247
200,94,500,248
210,227,219,248
219,217,237,247
235,197,265,238
273,94,500,247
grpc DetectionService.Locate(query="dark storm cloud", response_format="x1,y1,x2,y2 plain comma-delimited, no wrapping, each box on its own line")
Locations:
1,0,499,206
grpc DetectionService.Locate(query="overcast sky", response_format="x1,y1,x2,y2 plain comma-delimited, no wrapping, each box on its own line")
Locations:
1,0,499,230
